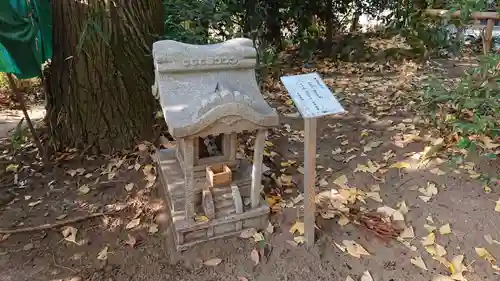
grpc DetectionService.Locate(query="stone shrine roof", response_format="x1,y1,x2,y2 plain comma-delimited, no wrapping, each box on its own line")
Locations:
152,38,279,138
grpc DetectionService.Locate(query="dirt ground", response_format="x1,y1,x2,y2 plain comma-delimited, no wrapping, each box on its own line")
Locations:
0,57,499,281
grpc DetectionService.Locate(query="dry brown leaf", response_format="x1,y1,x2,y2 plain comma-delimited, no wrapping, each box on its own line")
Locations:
366,192,383,203
250,249,259,265
97,246,109,260
484,234,500,245
411,256,428,271
343,240,371,258
61,226,78,243
429,168,446,176
148,223,159,234
204,258,222,267
125,218,141,229
78,184,90,195
125,234,137,247
400,227,415,239
392,210,405,221
360,271,374,281
124,183,134,191
240,228,257,239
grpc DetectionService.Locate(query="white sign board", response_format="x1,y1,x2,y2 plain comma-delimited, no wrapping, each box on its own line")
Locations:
280,72,345,119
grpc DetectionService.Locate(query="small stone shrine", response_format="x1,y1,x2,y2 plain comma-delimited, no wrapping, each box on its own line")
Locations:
152,38,279,251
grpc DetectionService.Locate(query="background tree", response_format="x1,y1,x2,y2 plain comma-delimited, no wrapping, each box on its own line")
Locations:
46,1,164,153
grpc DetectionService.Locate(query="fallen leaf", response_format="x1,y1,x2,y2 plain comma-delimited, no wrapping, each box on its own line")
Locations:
377,206,396,217
266,222,274,233
204,258,222,267
411,256,428,271
23,243,33,251
484,234,500,245
56,214,67,220
430,168,446,176
125,218,141,229
125,234,137,247
422,232,436,246
495,199,500,212
398,201,409,214
319,178,329,187
253,232,265,242
343,240,371,258
250,249,259,265
439,224,452,235
294,236,305,244
237,277,249,281
333,175,348,188
346,276,356,281
366,192,383,203
148,223,159,234
363,140,383,152
124,183,134,191
240,228,257,239
78,184,90,195
392,210,405,221
28,200,42,207
419,196,431,202
338,215,350,226
97,246,109,260
343,155,356,163
290,221,304,235
475,247,497,264
450,255,466,276
389,162,410,169
360,271,374,281
424,224,436,232
61,226,78,243
400,227,415,239
194,215,209,222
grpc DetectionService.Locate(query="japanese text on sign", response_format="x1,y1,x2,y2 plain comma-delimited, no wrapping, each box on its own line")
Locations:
280,72,345,118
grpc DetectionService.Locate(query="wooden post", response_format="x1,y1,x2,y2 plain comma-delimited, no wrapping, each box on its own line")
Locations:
5,74,47,164
484,19,495,54
251,129,266,208
183,138,196,219
303,118,317,248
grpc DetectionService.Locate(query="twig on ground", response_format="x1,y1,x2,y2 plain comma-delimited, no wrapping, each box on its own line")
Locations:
0,212,114,234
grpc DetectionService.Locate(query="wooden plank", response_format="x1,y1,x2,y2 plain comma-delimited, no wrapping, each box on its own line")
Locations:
303,118,317,249
484,19,495,54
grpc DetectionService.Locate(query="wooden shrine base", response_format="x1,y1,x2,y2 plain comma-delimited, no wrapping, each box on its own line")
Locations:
155,148,269,251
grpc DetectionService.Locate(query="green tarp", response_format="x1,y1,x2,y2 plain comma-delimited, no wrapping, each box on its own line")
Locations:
0,0,52,79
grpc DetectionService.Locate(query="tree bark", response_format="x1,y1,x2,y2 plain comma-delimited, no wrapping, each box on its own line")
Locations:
47,0,163,153
264,0,282,50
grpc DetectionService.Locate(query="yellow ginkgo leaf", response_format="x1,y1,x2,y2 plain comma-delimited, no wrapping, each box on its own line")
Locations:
439,224,452,235
475,247,497,264
290,221,304,235
495,199,500,212
342,240,371,258
411,256,428,271
333,175,348,188
422,232,436,246
450,255,466,275
389,162,410,169
424,224,436,232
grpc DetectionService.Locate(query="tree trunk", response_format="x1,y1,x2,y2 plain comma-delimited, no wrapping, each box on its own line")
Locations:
47,0,163,153
264,1,282,50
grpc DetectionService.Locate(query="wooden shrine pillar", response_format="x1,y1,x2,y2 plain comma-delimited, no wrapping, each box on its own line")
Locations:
251,129,267,208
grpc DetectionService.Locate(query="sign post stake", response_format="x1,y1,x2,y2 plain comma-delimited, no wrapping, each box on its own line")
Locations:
303,118,317,248
280,72,345,249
